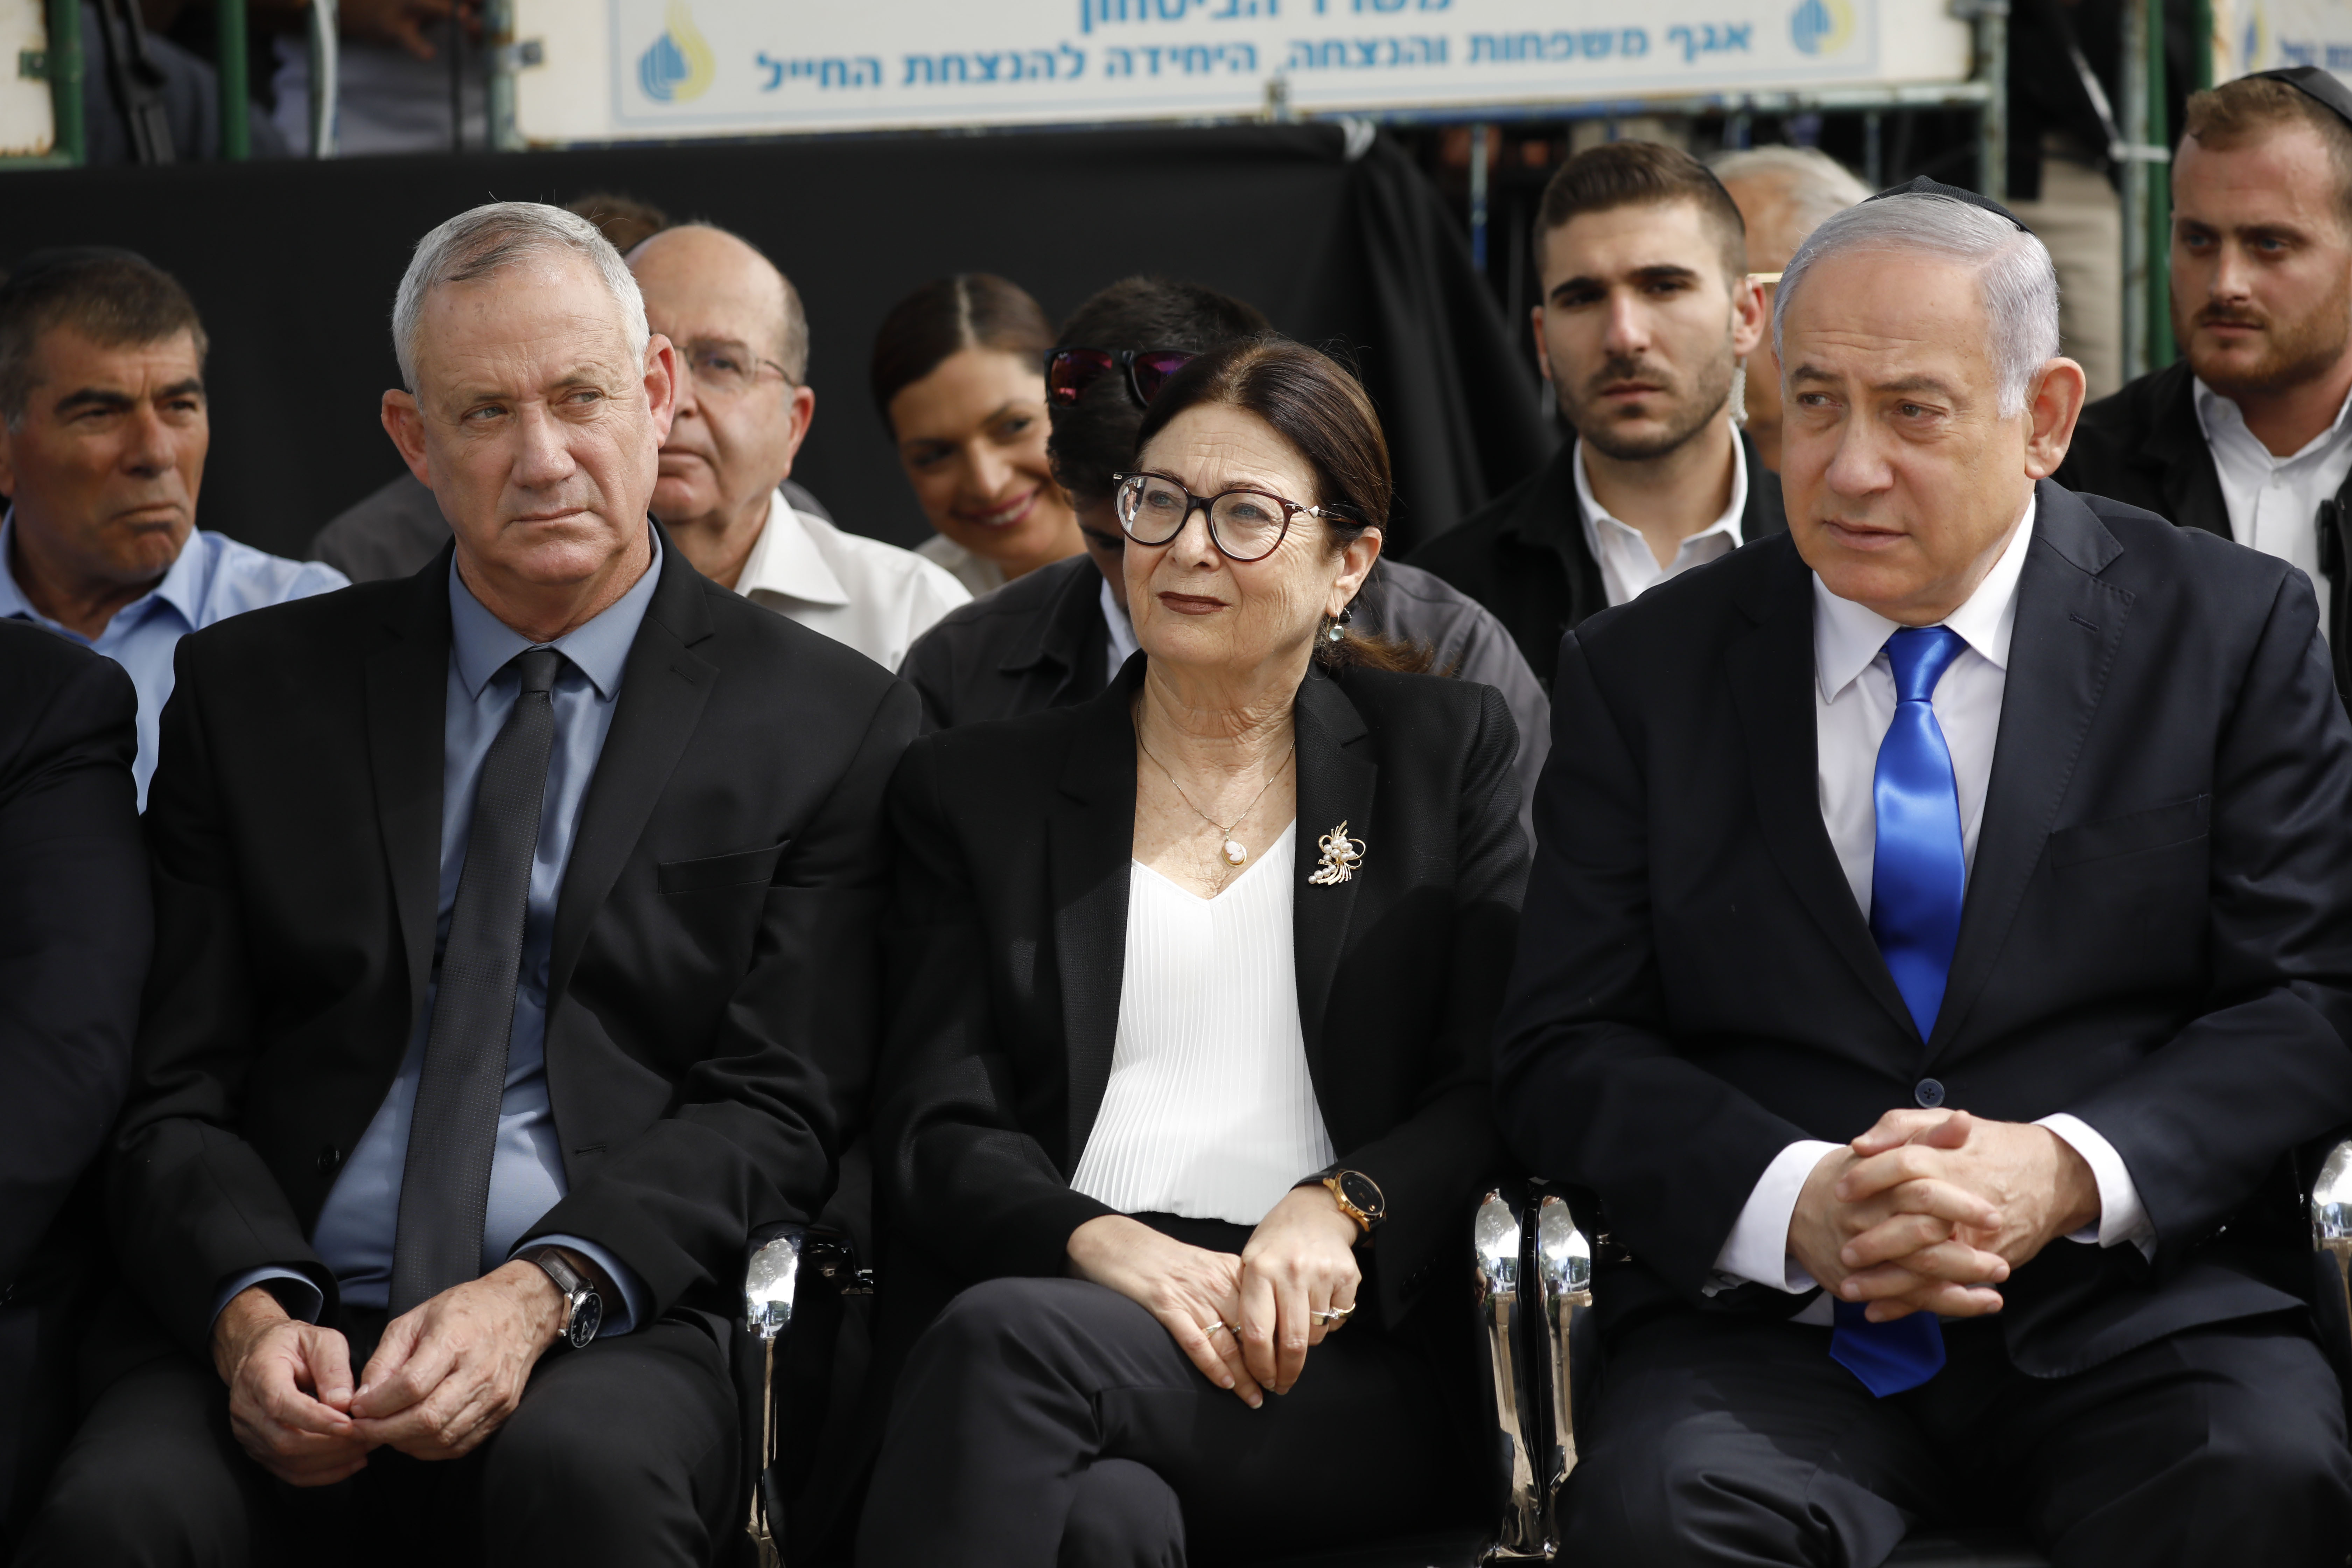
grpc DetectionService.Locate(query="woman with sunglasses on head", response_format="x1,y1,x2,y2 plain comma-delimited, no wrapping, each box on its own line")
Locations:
871,274,1085,598
859,337,1525,1567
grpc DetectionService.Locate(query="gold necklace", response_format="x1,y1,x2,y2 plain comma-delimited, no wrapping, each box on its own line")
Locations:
1138,738,1295,870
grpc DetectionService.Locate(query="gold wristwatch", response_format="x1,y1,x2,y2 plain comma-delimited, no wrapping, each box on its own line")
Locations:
1320,1169,1387,1233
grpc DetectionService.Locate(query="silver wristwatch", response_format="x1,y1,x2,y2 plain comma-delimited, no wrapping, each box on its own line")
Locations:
526,1247,604,1350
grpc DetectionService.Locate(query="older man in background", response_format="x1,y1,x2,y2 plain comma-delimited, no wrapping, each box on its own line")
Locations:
22,202,917,1566
1710,145,1870,474
0,248,344,806
629,224,966,671
2061,68,2352,697
1410,142,1785,690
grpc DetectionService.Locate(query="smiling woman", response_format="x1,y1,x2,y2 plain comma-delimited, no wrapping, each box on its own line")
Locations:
869,274,1083,597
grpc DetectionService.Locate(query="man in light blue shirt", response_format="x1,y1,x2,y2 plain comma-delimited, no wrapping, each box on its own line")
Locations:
0,249,344,806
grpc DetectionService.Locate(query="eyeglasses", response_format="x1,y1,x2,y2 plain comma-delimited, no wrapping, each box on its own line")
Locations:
678,337,792,399
1046,346,1195,408
1112,471,1352,562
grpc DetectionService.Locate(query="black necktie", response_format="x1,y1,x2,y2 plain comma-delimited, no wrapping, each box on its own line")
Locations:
388,646,561,1315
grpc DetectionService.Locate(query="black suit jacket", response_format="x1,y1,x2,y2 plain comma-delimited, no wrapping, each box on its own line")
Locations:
111,530,920,1354
2057,359,2352,695
1494,482,2352,1377
0,625,147,1533
871,657,1527,1342
1408,429,1788,690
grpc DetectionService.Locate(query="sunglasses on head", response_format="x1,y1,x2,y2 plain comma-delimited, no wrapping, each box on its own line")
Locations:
1045,346,1196,408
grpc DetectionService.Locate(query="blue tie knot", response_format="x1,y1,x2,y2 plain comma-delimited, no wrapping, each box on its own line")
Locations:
1884,626,1966,705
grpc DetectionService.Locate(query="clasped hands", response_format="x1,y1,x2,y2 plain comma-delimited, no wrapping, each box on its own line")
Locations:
1787,1108,2102,1323
210,1255,580,1486
1067,1185,1361,1408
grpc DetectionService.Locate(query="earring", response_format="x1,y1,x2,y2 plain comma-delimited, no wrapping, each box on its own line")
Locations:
1325,618,1344,642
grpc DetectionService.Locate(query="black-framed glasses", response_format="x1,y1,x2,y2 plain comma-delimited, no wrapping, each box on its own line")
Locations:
678,337,793,399
1046,346,1195,408
1112,471,1351,562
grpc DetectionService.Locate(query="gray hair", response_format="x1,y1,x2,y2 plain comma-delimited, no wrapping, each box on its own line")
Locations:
1773,194,2060,417
391,201,650,393
1707,146,1870,245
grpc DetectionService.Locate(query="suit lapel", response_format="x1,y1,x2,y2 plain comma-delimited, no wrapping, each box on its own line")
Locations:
2144,363,2231,541
1053,672,1140,1166
1292,668,1376,1071
1727,548,1920,1042
362,550,455,1028
547,532,718,1003
1930,484,2130,1060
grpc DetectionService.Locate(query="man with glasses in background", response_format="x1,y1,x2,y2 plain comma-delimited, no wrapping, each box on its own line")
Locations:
1410,141,1787,691
627,225,966,671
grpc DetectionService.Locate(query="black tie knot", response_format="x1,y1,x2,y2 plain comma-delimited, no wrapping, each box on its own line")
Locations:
515,647,561,697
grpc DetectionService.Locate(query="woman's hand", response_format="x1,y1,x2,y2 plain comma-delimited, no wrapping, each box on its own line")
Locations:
1067,1215,1264,1407
1238,1184,1363,1395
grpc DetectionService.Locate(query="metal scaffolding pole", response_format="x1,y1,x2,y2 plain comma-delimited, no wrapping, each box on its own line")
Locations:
1965,0,2010,200
47,0,83,163
2121,0,2152,379
217,0,247,159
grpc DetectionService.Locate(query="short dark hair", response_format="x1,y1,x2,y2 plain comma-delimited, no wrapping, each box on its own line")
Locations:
1047,276,1270,506
562,191,671,255
1534,140,1749,282
1133,336,1426,673
2184,76,2352,227
0,248,207,426
869,273,1055,425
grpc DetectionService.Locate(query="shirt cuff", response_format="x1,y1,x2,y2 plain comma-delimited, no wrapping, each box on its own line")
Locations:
520,1235,650,1337
2036,1113,2155,1259
1712,1140,1844,1293
210,1267,325,1334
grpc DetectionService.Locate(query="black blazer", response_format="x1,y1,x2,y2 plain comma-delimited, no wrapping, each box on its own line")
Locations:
2057,359,2352,695
1408,429,1788,691
871,657,1527,1340
1494,481,2352,1377
111,530,920,1354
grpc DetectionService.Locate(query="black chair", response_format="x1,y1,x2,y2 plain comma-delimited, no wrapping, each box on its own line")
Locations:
1472,1132,2352,1568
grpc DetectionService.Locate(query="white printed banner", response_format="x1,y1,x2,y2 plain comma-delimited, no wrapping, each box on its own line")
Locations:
512,0,1973,144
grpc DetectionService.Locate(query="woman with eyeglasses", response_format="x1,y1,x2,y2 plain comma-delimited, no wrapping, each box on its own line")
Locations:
870,274,1085,598
858,337,1525,1567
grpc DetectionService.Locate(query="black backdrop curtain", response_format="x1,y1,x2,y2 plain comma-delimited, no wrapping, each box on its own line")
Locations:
2,122,1552,562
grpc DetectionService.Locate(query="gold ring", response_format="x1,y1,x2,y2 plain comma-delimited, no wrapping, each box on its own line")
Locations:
1313,1303,1357,1326
1205,1321,1232,1335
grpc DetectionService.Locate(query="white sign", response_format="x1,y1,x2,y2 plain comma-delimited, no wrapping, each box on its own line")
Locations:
512,0,1972,144
2212,0,2352,85
0,0,54,159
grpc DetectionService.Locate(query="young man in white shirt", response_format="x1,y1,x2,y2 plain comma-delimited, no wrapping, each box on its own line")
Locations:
627,226,967,671
2061,67,2352,694
1411,139,1787,689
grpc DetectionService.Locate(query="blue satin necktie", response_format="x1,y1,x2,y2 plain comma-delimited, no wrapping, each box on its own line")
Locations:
1832,624,1967,1398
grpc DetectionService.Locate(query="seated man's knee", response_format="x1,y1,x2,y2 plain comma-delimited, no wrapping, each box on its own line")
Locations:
18,1369,252,1567
1059,1458,1184,1568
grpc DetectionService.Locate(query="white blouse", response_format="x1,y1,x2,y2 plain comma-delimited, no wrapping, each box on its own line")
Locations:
1070,822,1337,1226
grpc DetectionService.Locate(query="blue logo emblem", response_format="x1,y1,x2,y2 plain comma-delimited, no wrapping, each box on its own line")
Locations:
638,1,715,103
1791,0,1855,54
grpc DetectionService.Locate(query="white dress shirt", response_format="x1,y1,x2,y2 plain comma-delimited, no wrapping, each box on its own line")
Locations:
1574,431,1748,607
2194,377,2352,644
1101,578,1139,686
915,532,1011,600
1712,498,2152,1320
1071,823,1337,1226
738,491,971,671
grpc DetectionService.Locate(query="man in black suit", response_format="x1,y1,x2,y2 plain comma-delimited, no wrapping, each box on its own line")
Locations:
1411,140,1787,689
2058,69,2352,695
22,201,916,1566
0,624,146,1550
1496,178,2352,1563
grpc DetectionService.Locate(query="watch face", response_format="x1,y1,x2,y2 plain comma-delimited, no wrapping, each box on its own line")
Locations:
1338,1171,1383,1218
567,1292,603,1349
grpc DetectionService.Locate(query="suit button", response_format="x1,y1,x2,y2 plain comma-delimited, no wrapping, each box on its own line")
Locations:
1914,1079,1945,1109
316,1144,343,1175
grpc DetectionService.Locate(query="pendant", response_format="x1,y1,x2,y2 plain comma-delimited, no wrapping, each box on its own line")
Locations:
1223,838,1247,867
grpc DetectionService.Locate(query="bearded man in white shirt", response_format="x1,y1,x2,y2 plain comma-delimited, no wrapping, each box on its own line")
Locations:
627,226,967,670
1495,178,2352,1564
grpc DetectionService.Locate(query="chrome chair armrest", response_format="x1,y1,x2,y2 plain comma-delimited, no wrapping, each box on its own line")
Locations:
1475,1188,1549,1562
1533,1194,1593,1533
2310,1138,2352,1373
742,1224,860,1568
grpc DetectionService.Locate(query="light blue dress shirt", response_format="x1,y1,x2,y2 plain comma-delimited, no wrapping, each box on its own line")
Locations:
0,514,348,808
217,535,662,1337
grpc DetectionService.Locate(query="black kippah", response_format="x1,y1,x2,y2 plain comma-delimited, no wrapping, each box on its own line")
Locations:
2250,65,2352,129
0,245,156,301
1863,175,2032,234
